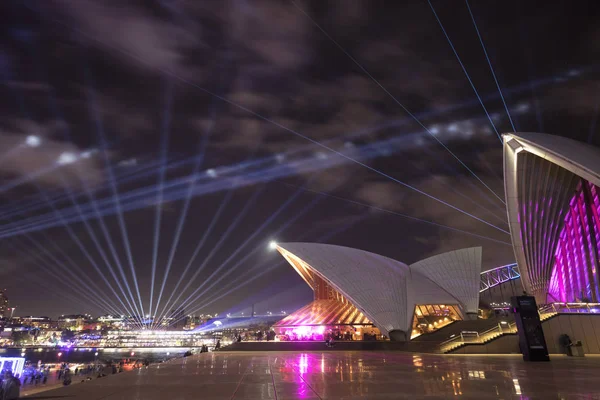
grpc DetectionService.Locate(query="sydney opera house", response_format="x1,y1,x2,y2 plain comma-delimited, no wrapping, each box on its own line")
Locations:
273,243,482,341
270,132,600,344
504,132,600,305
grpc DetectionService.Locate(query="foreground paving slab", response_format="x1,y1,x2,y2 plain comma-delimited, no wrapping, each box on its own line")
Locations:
22,351,600,399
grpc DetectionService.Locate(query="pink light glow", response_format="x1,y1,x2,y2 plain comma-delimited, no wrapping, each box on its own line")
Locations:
298,353,309,375
549,182,600,302
282,326,327,341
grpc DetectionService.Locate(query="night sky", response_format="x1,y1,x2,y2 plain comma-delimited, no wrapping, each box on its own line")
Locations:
0,0,599,318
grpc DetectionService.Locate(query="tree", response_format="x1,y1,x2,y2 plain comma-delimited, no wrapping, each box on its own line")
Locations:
29,328,40,342
61,329,76,343
11,330,30,346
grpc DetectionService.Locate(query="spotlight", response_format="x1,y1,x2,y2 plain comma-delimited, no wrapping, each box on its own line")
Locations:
268,240,278,250
25,135,41,147
57,152,77,165
206,169,217,178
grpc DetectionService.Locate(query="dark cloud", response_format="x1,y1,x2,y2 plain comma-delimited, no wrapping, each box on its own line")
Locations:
0,0,598,316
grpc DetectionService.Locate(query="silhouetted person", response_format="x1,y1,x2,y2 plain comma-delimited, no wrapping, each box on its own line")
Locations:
1,371,20,400
63,369,72,386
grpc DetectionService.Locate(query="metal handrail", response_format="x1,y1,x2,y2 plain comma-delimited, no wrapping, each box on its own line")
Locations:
439,321,518,352
439,334,465,347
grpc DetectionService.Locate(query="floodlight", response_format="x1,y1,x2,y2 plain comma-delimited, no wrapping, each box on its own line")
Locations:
25,135,41,147
57,152,77,165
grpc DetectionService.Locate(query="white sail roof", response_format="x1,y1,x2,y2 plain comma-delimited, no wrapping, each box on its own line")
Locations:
409,247,482,314
276,242,480,336
503,132,600,302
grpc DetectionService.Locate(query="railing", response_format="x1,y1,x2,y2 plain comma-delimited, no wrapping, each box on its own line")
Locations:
542,302,600,314
438,304,589,353
439,322,517,353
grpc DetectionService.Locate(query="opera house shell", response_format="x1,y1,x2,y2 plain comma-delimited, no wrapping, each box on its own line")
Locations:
504,132,600,304
274,243,482,341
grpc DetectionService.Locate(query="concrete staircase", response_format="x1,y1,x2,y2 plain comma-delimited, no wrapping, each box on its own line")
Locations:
412,317,513,345
440,311,558,354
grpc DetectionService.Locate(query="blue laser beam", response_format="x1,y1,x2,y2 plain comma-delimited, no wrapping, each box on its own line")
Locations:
291,0,505,205
36,184,138,320
162,176,322,317
275,181,511,246
153,183,267,328
0,63,589,223
0,65,141,325
6,239,123,316
149,76,174,324
152,129,272,326
55,174,146,328
85,70,146,322
10,232,124,316
43,67,145,327
0,127,511,240
152,86,219,329
171,173,342,319
427,0,502,143
515,1,544,132
465,0,516,133
36,9,512,217
184,213,368,325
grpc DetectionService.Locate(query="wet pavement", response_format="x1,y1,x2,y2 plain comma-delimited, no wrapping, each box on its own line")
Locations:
22,351,600,399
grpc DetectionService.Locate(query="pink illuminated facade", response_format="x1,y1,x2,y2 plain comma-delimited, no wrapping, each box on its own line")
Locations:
549,181,600,302
504,132,600,304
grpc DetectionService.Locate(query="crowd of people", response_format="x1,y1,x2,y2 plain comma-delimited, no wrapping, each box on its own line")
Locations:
277,329,382,342
0,360,141,399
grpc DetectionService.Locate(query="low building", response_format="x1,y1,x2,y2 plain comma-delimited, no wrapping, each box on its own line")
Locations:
57,314,92,331
0,289,9,318
20,316,52,329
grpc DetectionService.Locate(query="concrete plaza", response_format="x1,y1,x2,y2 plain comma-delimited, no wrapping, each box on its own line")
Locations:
24,351,600,399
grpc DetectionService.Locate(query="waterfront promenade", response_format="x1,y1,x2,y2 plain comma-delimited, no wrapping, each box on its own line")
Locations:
23,351,600,399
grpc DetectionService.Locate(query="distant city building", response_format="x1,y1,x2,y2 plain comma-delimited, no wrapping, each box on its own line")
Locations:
184,315,205,330
97,315,126,330
0,289,9,318
171,307,185,329
20,316,52,329
57,314,92,331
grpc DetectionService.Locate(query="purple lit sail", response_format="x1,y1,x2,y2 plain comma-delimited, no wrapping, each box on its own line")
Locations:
549,181,600,302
